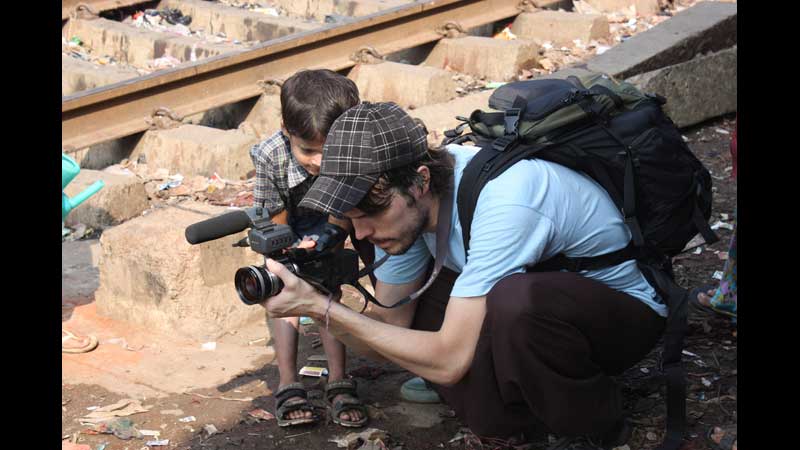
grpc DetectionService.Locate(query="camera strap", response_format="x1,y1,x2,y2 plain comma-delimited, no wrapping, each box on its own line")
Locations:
357,181,454,311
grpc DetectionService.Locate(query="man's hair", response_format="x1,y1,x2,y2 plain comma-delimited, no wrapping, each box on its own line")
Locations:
356,144,455,215
281,69,360,141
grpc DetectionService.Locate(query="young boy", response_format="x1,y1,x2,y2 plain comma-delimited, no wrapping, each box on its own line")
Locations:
249,69,367,428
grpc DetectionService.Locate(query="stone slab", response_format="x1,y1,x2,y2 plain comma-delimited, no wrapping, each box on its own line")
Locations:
62,54,140,96
162,0,317,42
131,125,259,180
424,36,540,82
586,1,737,79
582,0,660,16
240,93,283,139
626,46,737,128
349,61,456,109
511,10,609,46
94,202,267,340
271,0,408,20
63,169,150,229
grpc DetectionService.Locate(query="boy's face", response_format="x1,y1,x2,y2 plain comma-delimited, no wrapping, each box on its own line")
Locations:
283,127,324,176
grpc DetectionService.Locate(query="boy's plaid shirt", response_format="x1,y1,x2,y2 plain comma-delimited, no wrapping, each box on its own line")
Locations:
249,131,317,217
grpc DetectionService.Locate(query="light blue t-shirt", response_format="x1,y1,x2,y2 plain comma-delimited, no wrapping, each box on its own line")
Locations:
374,144,667,317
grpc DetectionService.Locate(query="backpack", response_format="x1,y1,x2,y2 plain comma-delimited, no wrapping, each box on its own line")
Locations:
443,72,718,450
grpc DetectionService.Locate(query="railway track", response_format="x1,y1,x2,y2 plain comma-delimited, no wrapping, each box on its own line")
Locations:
62,0,529,151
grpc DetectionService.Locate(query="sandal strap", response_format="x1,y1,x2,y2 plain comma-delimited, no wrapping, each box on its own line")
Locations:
325,379,358,402
275,382,308,409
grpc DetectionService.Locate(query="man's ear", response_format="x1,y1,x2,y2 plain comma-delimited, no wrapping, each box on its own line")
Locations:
416,165,431,196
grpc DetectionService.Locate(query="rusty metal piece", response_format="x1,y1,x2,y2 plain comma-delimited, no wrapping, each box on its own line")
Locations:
70,3,100,20
435,21,466,38
256,78,284,95
350,46,385,64
146,107,184,130
517,0,538,13
62,0,524,151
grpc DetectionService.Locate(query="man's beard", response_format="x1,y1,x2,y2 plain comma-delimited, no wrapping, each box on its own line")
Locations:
384,204,429,256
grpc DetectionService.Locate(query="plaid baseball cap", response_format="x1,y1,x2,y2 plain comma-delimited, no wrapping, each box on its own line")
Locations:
299,102,428,216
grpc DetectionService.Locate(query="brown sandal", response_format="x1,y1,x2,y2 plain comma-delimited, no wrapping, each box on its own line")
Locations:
325,379,369,428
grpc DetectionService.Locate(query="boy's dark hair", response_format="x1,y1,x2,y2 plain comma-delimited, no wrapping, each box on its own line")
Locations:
356,145,455,215
281,69,360,141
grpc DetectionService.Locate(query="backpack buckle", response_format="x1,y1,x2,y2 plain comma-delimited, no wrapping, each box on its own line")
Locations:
503,108,521,136
492,134,517,152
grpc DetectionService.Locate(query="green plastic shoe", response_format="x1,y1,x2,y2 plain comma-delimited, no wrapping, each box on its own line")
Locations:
400,376,441,404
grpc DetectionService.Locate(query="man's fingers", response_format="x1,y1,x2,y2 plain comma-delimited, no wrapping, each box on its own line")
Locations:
265,258,298,288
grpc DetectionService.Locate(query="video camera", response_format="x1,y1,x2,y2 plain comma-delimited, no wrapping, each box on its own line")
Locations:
185,207,374,306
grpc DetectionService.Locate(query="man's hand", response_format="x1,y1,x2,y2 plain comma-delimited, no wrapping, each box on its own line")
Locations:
258,258,326,319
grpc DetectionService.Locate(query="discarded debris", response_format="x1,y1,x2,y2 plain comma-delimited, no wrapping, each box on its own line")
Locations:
79,399,150,424
299,366,329,377
712,271,724,280
710,221,734,231
82,417,143,440
203,424,219,438
146,439,170,446
449,428,471,444
201,341,217,351
248,409,276,421
299,316,314,325
179,416,196,423
160,409,184,416
329,428,388,449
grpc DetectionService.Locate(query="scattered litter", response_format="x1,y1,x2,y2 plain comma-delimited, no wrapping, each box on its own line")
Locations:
710,221,734,231
140,430,161,437
86,406,99,411
712,271,724,280
640,367,650,374
308,354,328,362
179,416,196,423
299,316,314,325
248,337,267,345
253,7,280,16
203,424,219,438
682,135,690,142
541,42,553,50
714,128,730,135
717,251,729,260
201,341,217,351
485,82,507,89
493,25,517,40
79,399,150,424
682,350,699,358
158,179,183,191
595,45,610,55
329,428,388,448
299,366,329,377
646,431,658,441
701,377,712,387
692,247,702,255
95,444,108,450
185,392,254,402
248,409,275,421
448,428,471,444
720,213,729,221
146,439,170,446
82,417,143,440
160,409,184,416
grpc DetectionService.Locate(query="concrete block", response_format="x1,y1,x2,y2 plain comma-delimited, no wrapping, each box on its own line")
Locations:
349,61,456,109
162,0,317,42
65,18,166,66
582,0,660,16
587,1,737,79
424,36,540,82
626,46,736,129
511,11,609,47
240,94,283,139
94,202,267,340
64,17,240,67
63,169,150,229
271,0,408,20
62,54,140,96
131,125,259,180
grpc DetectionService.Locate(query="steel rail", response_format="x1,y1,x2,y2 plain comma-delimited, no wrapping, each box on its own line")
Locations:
62,0,523,151
62,0,153,20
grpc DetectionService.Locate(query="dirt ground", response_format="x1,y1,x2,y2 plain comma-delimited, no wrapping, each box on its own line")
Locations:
61,114,737,450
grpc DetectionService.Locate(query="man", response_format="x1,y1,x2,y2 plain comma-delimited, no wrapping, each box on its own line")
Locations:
260,102,666,447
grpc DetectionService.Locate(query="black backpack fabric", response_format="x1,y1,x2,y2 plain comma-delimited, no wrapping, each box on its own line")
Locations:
443,72,718,450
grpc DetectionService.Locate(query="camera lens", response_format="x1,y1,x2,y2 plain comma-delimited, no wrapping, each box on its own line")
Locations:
234,265,283,305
